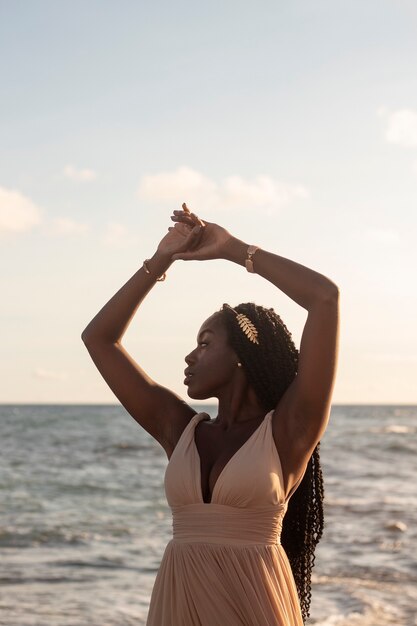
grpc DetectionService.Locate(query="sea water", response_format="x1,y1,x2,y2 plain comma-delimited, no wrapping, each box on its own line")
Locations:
0,404,416,625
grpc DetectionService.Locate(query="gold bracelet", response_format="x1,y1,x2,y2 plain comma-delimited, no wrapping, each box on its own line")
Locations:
143,259,166,282
245,245,260,273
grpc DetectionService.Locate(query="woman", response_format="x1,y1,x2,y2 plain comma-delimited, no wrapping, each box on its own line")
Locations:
82,203,340,625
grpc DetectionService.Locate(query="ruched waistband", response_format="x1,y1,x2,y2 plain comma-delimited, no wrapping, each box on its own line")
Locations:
171,503,287,546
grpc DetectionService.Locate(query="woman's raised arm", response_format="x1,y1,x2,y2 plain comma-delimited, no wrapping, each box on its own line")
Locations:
224,236,340,498
81,211,205,457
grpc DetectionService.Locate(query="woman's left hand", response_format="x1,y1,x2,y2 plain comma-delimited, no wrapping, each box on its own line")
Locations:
169,203,234,262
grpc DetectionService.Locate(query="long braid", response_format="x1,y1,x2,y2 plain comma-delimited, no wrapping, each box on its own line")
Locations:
220,302,325,623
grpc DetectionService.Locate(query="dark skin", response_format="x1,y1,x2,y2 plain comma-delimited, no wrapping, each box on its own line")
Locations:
184,311,267,503
82,203,340,506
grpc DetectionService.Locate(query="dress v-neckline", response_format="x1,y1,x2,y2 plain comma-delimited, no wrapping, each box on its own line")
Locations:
193,411,272,504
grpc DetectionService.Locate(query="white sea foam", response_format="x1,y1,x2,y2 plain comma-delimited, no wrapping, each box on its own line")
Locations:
368,424,415,434
383,424,414,434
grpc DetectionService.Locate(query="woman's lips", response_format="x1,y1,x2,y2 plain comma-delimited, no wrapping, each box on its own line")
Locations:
184,373,194,385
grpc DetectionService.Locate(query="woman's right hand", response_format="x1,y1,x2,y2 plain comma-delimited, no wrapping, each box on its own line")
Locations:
156,214,202,261
164,203,234,262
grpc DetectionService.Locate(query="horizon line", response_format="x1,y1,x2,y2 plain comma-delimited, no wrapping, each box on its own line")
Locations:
0,402,416,407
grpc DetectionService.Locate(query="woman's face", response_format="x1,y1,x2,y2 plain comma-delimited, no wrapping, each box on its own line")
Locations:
184,312,238,400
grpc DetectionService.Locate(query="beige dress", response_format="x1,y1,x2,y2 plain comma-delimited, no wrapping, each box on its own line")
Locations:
146,410,305,626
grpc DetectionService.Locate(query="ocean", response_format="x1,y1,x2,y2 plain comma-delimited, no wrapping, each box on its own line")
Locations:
0,404,416,626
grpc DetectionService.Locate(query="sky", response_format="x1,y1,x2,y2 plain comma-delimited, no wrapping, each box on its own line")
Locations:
0,0,416,405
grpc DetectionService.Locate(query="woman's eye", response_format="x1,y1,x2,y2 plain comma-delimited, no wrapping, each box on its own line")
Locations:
198,342,208,347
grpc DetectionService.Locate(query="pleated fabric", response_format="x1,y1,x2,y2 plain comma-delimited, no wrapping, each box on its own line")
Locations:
146,410,305,626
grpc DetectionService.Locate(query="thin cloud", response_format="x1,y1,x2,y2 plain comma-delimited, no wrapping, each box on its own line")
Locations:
47,217,89,236
33,368,69,381
63,164,97,181
0,186,43,234
100,221,141,248
137,165,309,213
378,107,417,148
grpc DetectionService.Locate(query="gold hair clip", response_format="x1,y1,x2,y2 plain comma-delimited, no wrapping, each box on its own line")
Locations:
222,304,259,344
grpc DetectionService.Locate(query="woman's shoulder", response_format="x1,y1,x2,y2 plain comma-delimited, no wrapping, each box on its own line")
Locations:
165,408,210,459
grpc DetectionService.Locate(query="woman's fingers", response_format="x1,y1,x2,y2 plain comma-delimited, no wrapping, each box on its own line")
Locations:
171,215,195,228
190,213,205,227
185,220,203,236
172,210,194,219
172,219,206,244
171,213,193,221
187,224,205,250
171,205,205,245
172,210,204,227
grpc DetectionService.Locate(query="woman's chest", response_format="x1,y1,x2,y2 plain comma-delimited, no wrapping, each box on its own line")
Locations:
164,414,285,507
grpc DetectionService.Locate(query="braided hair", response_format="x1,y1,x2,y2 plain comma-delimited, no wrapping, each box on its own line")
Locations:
219,301,324,623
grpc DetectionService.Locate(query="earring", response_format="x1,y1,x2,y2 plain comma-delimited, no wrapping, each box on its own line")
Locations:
237,362,242,367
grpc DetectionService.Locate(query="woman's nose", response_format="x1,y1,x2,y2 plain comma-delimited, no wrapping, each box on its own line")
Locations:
185,350,195,365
